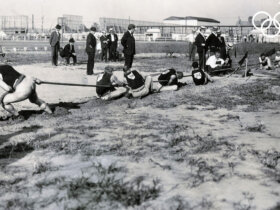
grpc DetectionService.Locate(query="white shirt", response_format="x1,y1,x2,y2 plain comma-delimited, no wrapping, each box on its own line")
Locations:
186,33,196,43
111,34,115,42
206,55,224,68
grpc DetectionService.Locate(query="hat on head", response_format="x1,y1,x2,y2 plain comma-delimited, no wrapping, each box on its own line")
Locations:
176,71,184,79
105,66,114,73
217,30,221,34
109,28,113,31
212,26,218,31
90,26,96,32
192,61,199,68
200,26,206,30
123,65,130,72
227,42,233,48
128,24,136,30
69,38,75,43
55,24,61,29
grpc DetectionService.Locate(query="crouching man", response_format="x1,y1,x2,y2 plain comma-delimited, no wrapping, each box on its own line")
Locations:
259,53,272,70
206,50,225,75
123,66,153,98
157,68,185,92
96,66,128,100
191,62,213,85
0,64,52,116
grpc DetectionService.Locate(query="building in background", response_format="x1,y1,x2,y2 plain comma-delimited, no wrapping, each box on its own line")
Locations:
57,14,83,32
163,16,220,26
0,15,28,34
99,17,164,33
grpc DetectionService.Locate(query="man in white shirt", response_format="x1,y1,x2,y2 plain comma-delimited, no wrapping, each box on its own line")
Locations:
206,50,225,72
107,28,119,62
186,29,197,61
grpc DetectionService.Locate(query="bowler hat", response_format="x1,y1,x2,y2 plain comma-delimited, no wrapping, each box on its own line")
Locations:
69,38,75,43
105,66,114,73
55,24,61,29
227,42,233,48
212,26,218,31
128,24,136,30
90,26,96,32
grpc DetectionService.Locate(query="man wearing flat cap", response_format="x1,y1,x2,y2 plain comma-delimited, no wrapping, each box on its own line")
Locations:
85,27,97,75
121,24,136,69
206,26,220,56
100,31,109,62
49,24,61,66
63,38,77,65
195,26,206,69
107,28,119,62
186,29,197,61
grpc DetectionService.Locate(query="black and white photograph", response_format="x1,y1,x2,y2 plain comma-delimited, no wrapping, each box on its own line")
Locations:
0,0,280,209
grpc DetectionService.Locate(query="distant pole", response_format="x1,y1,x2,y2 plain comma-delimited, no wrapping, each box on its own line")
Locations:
32,14,34,31
129,16,130,24
41,16,44,33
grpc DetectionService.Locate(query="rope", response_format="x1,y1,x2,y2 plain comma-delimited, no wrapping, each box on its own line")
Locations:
41,81,113,88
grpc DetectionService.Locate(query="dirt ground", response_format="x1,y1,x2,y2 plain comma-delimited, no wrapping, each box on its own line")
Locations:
0,55,280,210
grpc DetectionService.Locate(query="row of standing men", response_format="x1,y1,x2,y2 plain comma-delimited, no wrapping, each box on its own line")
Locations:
188,26,228,69
50,24,136,75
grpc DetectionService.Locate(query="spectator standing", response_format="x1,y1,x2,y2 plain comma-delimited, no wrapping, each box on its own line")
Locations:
107,28,119,62
121,24,136,69
49,24,61,66
206,26,220,56
100,31,109,62
85,27,97,75
186,29,197,61
217,30,226,60
195,26,206,69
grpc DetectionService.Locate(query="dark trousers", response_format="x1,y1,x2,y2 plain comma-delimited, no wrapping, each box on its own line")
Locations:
124,54,134,69
101,47,108,62
51,44,59,66
87,52,95,75
198,51,206,70
109,45,117,61
189,42,196,61
66,54,77,64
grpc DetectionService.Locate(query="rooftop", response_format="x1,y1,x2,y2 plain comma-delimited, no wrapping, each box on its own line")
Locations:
164,16,220,23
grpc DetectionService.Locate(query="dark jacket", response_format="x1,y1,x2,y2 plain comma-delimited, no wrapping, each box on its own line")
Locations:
206,33,220,52
217,36,227,59
121,31,135,55
107,33,118,48
85,33,96,54
63,44,75,57
195,33,206,53
50,31,60,47
100,35,109,49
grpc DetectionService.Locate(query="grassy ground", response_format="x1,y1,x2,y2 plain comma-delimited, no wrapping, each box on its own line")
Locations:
1,41,279,66
0,55,280,209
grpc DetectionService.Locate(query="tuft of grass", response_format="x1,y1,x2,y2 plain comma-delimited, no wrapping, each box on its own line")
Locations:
0,142,34,159
233,192,255,210
246,123,266,132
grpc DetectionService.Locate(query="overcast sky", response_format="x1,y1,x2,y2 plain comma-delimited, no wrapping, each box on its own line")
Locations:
0,0,279,28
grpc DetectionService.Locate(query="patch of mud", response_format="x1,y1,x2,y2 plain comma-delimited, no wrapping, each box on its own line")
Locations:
271,86,280,96
53,107,70,116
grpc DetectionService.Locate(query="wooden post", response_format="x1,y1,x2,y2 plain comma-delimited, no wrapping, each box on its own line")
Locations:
245,58,248,78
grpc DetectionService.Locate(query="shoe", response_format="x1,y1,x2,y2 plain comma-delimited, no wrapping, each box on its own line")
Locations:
40,103,52,114
101,95,109,100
